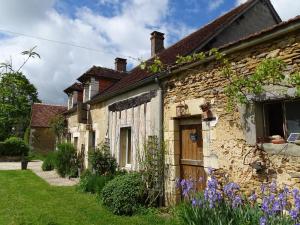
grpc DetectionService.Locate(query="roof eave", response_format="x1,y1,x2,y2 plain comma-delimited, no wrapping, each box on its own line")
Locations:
88,73,162,105
167,18,300,78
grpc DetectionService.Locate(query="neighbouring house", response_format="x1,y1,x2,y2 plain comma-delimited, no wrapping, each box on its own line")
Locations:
30,103,67,155
63,0,284,204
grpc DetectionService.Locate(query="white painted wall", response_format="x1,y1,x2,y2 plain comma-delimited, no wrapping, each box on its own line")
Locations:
90,83,160,170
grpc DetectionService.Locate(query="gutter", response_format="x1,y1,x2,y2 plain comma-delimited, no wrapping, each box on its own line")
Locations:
166,21,300,77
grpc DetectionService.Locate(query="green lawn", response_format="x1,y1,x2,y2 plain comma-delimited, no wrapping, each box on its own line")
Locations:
0,170,176,225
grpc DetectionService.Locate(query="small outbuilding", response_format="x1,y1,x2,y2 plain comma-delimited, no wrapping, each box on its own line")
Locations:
30,103,67,155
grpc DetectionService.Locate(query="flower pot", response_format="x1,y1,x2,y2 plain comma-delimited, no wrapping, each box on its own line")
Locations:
21,160,28,170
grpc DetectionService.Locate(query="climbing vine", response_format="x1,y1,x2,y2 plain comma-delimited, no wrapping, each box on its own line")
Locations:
140,48,300,110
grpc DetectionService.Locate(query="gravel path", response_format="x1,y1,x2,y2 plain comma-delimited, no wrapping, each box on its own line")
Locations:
0,160,79,186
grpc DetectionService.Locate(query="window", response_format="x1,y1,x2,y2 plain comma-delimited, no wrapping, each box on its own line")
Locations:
67,133,71,143
68,94,73,109
74,137,78,150
256,100,300,141
120,127,132,167
90,131,96,150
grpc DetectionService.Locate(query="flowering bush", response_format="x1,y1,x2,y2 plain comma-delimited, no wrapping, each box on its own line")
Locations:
176,169,299,225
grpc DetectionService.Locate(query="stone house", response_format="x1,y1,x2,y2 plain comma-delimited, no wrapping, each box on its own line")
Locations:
162,16,300,204
64,0,281,170
30,103,67,155
62,0,286,203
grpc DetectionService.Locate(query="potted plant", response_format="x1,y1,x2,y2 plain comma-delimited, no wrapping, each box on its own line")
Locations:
21,153,28,170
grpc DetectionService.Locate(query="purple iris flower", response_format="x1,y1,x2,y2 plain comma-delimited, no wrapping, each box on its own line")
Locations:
260,216,267,225
249,193,257,202
290,209,299,220
269,181,277,193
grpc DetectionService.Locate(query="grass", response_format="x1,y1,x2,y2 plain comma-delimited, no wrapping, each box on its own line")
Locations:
0,170,176,225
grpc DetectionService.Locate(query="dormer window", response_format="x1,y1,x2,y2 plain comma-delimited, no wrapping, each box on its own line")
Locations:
83,83,90,102
68,94,73,110
83,77,99,102
64,83,84,110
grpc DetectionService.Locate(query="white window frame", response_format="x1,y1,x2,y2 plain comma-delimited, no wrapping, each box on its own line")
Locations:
119,126,132,168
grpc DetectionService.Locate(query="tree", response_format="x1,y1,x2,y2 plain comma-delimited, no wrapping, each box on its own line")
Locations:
0,47,40,140
49,115,65,145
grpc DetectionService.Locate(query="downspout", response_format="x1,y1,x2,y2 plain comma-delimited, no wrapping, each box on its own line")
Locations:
155,76,164,206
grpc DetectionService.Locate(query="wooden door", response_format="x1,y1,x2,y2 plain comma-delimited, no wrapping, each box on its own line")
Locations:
180,124,206,191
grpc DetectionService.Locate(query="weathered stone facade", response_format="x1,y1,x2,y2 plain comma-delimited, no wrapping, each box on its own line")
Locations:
163,28,300,204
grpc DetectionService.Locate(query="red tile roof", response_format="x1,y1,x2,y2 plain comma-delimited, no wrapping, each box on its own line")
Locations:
64,82,83,94
30,103,67,128
91,0,268,100
77,66,127,82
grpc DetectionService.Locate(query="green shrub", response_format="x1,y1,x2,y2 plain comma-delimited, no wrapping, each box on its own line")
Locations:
102,173,146,215
55,143,78,177
77,170,113,194
23,127,30,145
0,137,30,156
89,142,117,176
42,152,57,171
0,142,5,156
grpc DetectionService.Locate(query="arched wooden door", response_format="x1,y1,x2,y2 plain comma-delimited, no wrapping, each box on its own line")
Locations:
180,124,206,191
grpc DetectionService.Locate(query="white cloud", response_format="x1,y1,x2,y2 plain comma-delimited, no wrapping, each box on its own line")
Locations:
236,0,300,21
0,0,192,104
208,0,224,11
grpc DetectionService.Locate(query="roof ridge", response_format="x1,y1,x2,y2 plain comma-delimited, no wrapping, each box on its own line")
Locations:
91,65,128,74
158,0,257,56
33,103,67,108
124,0,257,74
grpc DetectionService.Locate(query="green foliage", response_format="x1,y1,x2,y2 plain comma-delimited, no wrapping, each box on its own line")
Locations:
0,72,40,140
141,47,300,110
176,52,205,65
138,136,165,207
23,127,30,145
42,152,57,171
55,143,78,177
102,173,146,215
176,198,293,225
0,137,30,156
0,47,40,141
89,142,117,176
77,170,113,194
223,58,287,110
289,71,300,95
49,115,65,144
140,56,164,73
176,198,263,225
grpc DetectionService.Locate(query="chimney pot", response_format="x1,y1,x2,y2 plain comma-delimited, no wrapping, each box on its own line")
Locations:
151,31,165,57
115,57,127,72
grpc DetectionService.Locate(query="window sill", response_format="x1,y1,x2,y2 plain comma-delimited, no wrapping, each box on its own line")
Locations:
260,143,300,157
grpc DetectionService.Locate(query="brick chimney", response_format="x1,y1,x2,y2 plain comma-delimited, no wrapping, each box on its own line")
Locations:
115,57,127,72
151,31,165,57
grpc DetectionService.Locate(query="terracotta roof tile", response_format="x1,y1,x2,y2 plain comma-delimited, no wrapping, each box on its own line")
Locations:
30,103,67,128
64,82,83,94
77,66,127,82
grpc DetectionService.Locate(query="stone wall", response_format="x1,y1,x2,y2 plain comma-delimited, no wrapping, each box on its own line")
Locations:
163,29,300,204
30,127,56,155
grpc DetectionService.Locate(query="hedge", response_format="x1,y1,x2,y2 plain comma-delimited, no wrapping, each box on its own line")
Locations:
0,137,30,156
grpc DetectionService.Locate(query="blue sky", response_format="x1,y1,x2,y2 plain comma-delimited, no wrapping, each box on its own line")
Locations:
0,0,298,104
54,0,237,44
